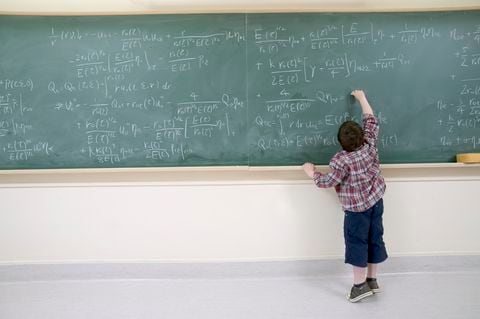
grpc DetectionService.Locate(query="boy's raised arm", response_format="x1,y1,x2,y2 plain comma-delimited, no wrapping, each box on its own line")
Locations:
351,90,373,115
351,89,379,145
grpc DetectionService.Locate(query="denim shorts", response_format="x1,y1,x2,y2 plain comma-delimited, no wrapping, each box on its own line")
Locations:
343,199,388,267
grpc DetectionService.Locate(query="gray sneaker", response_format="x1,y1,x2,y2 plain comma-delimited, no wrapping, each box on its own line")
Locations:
367,278,380,293
346,282,373,303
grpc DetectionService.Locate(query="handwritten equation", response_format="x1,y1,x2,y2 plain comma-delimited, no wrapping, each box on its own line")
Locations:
0,12,479,167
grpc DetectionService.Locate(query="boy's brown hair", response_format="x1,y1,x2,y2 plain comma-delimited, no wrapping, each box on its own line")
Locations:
337,121,364,152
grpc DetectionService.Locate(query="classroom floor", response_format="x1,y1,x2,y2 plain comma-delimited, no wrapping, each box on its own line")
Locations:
1,256,479,319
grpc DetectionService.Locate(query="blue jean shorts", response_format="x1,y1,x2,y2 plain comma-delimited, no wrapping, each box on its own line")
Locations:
343,199,388,267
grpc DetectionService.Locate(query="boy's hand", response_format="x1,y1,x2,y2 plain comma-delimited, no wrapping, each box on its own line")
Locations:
351,89,373,115
351,89,366,101
302,162,316,179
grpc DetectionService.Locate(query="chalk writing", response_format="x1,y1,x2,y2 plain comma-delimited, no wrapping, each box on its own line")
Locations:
0,12,479,167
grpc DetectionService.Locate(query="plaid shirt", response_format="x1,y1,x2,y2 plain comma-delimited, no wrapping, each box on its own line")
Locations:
313,114,386,212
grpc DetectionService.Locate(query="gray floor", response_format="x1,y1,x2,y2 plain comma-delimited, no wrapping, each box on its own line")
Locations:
1,256,479,319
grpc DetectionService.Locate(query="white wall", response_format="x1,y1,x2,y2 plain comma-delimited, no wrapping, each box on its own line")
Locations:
1,1,480,264
1,166,480,264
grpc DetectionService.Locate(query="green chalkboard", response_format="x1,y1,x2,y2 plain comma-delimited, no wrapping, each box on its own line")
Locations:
0,11,479,169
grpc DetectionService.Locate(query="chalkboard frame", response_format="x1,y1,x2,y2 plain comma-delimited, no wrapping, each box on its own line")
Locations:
1,9,480,170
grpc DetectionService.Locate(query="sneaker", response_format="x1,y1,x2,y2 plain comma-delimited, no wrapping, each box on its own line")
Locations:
367,278,380,294
346,282,373,303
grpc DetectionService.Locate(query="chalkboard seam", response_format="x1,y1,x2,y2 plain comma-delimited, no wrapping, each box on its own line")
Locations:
245,13,250,166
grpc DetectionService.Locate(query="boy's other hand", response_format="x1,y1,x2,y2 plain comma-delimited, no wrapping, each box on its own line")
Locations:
302,162,316,178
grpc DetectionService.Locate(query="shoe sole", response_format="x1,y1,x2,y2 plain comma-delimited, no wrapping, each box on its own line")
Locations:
346,290,374,303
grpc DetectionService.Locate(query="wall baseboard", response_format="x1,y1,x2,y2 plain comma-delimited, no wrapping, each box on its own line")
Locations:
1,255,479,283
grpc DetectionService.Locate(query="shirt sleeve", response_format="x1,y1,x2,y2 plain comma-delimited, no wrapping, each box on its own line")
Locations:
363,113,379,146
313,158,347,188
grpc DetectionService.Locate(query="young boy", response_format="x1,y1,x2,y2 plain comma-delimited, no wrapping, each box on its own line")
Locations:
303,90,388,303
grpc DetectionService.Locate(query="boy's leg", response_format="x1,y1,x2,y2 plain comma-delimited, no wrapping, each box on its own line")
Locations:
344,210,374,302
353,266,367,285
367,263,378,278
367,263,380,293
366,199,388,293
344,210,370,270
348,266,373,302
368,199,388,265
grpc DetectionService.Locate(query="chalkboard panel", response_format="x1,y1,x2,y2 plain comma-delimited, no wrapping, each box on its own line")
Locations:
247,12,480,165
0,11,479,169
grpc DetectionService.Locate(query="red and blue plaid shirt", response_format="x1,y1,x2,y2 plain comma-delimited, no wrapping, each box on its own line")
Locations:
313,114,386,212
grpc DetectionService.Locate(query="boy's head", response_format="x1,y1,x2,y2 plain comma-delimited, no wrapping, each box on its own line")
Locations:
337,121,364,152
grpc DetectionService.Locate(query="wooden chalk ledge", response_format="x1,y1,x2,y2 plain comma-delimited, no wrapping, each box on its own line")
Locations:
457,153,480,164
